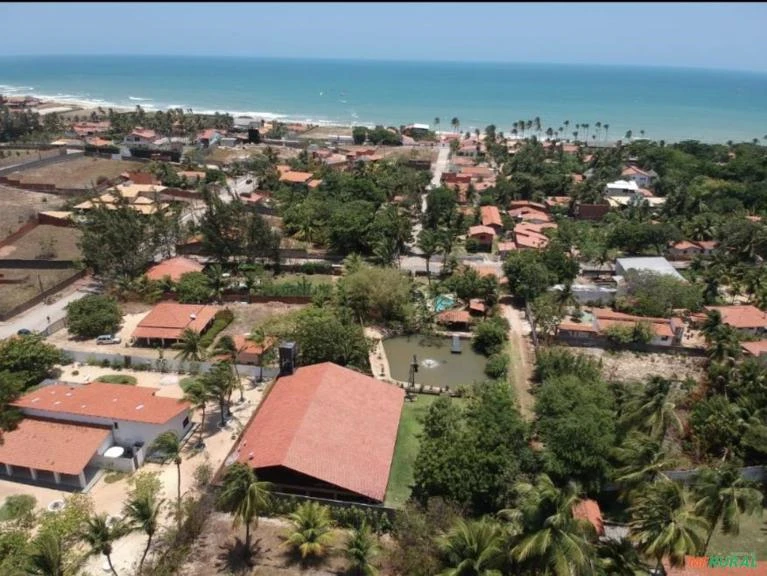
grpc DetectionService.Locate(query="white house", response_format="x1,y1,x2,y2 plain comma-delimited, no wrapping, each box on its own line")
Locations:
621,165,658,188
0,381,192,490
604,180,639,196
123,127,158,148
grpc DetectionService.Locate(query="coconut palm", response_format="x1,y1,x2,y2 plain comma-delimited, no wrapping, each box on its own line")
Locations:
204,360,237,426
437,517,504,576
451,117,460,133
613,431,675,503
692,465,763,554
596,537,649,576
501,474,597,576
150,431,183,532
628,480,709,574
123,490,165,572
345,522,380,576
247,326,272,383
174,328,206,363
418,229,440,283
434,117,440,132
603,124,609,141
27,531,68,576
183,377,211,447
218,462,272,560
284,501,334,562
213,334,245,401
80,514,129,576
619,377,682,441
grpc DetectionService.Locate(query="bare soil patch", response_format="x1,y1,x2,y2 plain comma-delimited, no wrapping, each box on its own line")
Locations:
0,185,63,237
220,302,308,339
0,147,62,168
0,224,81,260
6,157,144,189
0,269,80,314
575,347,706,382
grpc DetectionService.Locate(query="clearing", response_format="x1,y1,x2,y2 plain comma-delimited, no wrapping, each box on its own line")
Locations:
0,269,80,315
6,157,144,189
0,224,82,260
574,347,706,383
0,147,62,168
709,507,767,560
0,185,63,237
219,301,309,339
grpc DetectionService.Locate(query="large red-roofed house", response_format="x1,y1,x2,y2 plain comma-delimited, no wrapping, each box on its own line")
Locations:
229,362,404,504
132,302,218,347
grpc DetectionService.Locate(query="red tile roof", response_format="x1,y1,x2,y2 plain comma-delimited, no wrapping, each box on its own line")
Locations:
468,225,496,238
509,207,553,222
671,241,702,251
130,128,157,140
126,172,160,185
233,334,274,356
480,205,503,228
742,340,767,357
705,305,767,329
509,200,548,211
592,308,675,338
468,299,486,313
0,418,110,475
133,303,218,341
437,309,472,324
572,499,604,536
236,362,404,502
280,171,314,184
498,241,517,253
14,382,190,425
145,257,204,282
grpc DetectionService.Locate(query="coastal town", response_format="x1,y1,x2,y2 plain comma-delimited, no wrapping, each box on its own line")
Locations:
0,87,766,576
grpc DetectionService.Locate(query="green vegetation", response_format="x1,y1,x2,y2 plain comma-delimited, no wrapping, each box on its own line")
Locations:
65,295,122,339
471,316,509,356
96,374,137,385
0,495,36,522
198,308,234,349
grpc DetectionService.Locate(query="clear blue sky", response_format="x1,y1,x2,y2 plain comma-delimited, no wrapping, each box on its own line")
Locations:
3,2,767,72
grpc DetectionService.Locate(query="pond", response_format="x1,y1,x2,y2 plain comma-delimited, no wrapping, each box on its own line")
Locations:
383,334,488,389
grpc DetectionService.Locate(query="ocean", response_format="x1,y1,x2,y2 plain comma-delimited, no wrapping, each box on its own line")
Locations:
1,55,766,143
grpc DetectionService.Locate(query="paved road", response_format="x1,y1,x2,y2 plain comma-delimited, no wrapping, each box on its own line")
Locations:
0,275,101,339
409,144,451,257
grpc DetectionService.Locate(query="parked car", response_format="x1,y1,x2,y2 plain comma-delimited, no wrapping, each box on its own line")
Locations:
96,334,121,345
16,328,31,336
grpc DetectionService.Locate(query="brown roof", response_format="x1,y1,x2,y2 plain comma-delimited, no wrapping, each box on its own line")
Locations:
480,205,503,228
509,200,548,211
437,309,472,324
572,499,604,536
742,340,767,357
593,308,675,338
126,172,160,185
280,171,314,184
146,257,204,282
0,418,110,475
133,303,218,341
671,241,702,251
468,225,496,237
468,299,486,313
705,305,767,329
14,382,190,425
130,128,157,140
236,362,404,502
233,334,275,356
509,207,552,222
497,241,517,253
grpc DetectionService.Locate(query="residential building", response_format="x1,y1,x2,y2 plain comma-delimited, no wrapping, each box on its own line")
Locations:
604,180,639,196
467,225,496,249
480,205,504,234
667,240,718,259
436,309,472,330
0,381,191,490
741,340,767,363
132,302,218,347
196,129,222,148
557,308,684,347
621,165,658,188
231,334,275,365
230,362,404,504
614,257,686,283
123,127,158,147
704,305,767,336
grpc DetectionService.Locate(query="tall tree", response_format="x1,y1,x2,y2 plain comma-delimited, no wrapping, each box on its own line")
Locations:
437,517,505,576
203,361,237,427
123,489,164,572
417,228,440,283
173,328,206,363
692,465,763,554
451,117,460,133
218,462,272,561
183,377,212,448
80,514,129,576
619,377,682,441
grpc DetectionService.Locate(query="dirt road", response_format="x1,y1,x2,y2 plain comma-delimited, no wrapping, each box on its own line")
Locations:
500,303,535,419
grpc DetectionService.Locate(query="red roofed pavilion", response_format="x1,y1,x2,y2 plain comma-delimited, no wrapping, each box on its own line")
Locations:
231,362,404,503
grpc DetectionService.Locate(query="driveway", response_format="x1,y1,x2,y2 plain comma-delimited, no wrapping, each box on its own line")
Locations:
500,303,535,419
410,145,451,256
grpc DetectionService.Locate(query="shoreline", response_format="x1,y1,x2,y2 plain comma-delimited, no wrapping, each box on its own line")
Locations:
1,92,761,145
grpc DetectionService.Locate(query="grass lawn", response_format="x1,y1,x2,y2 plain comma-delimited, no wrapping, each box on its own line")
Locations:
272,273,335,285
385,394,437,508
709,508,767,560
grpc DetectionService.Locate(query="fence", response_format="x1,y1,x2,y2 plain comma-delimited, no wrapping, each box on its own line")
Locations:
0,148,73,177
0,259,77,270
0,269,86,321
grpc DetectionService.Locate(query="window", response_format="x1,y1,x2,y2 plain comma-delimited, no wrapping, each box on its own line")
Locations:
183,416,190,428
113,422,119,430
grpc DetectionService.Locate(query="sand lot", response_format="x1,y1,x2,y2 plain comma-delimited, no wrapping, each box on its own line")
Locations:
0,184,63,236
574,347,706,382
0,147,62,169
6,157,144,189
0,223,81,260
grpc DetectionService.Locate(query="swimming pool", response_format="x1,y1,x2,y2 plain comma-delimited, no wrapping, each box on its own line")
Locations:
433,294,455,313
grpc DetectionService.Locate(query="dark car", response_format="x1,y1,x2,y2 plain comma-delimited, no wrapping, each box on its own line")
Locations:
16,328,31,336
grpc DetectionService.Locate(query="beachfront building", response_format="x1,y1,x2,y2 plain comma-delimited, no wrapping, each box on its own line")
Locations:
131,302,218,347
0,381,192,490
124,128,158,147
229,362,404,504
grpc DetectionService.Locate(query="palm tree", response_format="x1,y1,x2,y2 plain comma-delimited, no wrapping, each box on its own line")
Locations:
628,480,709,574
434,117,440,132
437,517,504,576
613,431,675,503
247,327,270,382
284,501,334,562
174,328,206,363
501,474,597,576
27,531,67,576
418,229,440,283
150,431,183,532
596,537,649,576
123,490,165,572
692,465,763,554
81,514,129,576
205,264,226,302
204,361,237,426
345,522,380,576
451,117,460,133
213,334,245,401
603,124,609,141
218,462,272,560
183,377,212,447
619,377,682,441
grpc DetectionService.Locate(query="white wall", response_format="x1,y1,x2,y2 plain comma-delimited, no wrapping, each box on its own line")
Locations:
20,408,192,450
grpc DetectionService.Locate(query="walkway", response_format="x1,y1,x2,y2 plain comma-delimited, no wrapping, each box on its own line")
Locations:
409,144,451,257
365,327,392,380
500,303,535,419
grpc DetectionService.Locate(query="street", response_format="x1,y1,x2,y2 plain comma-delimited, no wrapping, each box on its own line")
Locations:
409,144,450,256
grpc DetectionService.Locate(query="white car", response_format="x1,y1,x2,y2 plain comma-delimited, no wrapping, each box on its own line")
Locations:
96,335,121,345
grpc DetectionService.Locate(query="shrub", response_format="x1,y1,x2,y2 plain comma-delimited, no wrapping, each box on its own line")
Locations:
176,271,212,304
65,295,121,339
0,494,36,522
299,262,332,275
472,316,509,356
199,309,235,348
253,279,314,298
96,374,137,385
465,237,482,253
484,353,509,379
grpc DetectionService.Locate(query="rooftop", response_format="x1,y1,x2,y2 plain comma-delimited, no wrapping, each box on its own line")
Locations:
742,340,767,356
480,205,503,228
145,256,204,282
14,382,190,425
236,362,404,502
468,225,496,237
616,257,686,283
705,305,767,329
0,418,110,475
132,302,218,341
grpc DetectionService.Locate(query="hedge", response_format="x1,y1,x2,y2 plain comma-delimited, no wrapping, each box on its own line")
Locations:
200,309,235,349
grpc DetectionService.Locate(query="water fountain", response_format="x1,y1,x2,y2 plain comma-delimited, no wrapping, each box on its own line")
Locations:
420,358,441,368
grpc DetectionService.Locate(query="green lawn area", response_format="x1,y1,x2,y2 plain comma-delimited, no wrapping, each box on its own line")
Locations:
272,273,335,285
385,394,437,508
709,508,767,560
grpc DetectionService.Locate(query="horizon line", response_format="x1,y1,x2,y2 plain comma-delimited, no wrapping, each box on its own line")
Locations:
2,53,766,76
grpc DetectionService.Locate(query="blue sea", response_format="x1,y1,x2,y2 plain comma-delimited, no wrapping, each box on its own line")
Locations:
1,55,766,143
